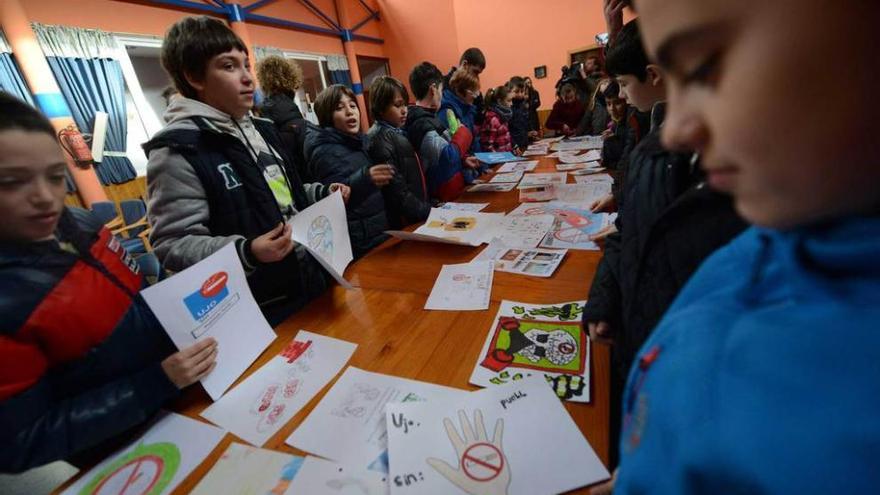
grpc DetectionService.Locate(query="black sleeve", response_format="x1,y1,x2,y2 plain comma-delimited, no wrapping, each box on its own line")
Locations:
583,230,623,327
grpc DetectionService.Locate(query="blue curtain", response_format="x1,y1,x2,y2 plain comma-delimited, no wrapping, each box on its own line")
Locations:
329,69,353,88
0,53,34,105
46,56,136,185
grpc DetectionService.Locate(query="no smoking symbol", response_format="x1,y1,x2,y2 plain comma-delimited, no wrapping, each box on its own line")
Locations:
461,442,504,482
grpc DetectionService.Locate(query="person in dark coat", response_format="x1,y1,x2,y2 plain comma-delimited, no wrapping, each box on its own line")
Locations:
256,55,312,180
0,92,217,472
524,77,541,133
600,81,649,173
545,83,586,137
366,76,431,228
507,76,533,150
443,47,487,125
307,84,393,258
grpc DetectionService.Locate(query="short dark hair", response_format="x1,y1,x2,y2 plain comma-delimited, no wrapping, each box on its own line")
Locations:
161,16,248,99
508,76,526,90
603,80,621,99
314,84,356,128
369,76,409,120
605,20,649,82
460,48,486,70
409,61,444,100
0,92,55,138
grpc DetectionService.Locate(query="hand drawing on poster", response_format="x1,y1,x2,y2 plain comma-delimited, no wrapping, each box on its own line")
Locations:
290,190,354,289
385,377,609,495
201,331,357,446
62,412,225,495
469,300,591,403
287,367,468,472
141,242,276,400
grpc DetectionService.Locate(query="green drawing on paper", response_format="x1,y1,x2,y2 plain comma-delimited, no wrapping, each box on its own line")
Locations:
79,442,180,495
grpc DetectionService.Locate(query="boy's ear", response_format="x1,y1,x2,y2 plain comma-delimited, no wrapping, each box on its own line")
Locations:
184,71,206,93
646,64,665,87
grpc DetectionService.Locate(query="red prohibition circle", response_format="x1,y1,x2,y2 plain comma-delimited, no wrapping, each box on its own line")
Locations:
93,454,164,495
201,271,228,297
558,342,576,354
461,442,504,482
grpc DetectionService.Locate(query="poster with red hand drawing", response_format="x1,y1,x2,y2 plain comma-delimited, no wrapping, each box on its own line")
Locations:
469,300,591,403
201,331,356,446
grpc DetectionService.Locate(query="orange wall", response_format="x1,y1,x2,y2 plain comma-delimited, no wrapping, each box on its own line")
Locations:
20,0,383,58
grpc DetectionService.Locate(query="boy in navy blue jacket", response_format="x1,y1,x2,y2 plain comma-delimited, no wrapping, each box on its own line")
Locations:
604,0,880,493
0,92,216,472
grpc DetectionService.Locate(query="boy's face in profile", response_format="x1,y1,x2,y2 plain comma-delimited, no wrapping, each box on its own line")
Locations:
637,0,880,228
380,91,408,128
187,49,254,119
0,130,66,242
333,93,361,135
616,73,662,113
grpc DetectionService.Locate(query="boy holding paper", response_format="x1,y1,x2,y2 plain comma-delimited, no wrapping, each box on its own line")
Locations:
144,16,349,324
0,92,216,472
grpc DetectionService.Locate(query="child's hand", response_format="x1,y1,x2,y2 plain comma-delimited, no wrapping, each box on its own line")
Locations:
604,0,626,44
250,222,295,263
590,193,615,213
369,164,395,187
601,129,614,139
161,338,218,389
562,124,572,135
329,183,351,203
464,156,480,169
513,148,523,157
588,321,613,342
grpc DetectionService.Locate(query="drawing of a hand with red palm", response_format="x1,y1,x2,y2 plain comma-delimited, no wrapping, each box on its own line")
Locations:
426,409,510,495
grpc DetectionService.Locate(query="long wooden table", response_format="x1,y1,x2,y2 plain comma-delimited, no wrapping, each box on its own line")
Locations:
59,153,611,494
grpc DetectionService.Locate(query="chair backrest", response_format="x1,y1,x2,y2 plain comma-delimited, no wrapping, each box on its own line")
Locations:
90,201,118,225
135,252,164,285
119,199,148,236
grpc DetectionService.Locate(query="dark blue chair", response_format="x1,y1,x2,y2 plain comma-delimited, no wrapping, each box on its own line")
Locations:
135,252,164,285
90,201,118,225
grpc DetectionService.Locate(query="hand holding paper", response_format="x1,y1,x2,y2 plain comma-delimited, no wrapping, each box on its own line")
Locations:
427,410,511,495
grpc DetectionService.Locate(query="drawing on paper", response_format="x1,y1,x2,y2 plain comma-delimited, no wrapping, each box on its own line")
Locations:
426,410,510,495
426,216,477,232
78,442,180,495
479,317,586,375
183,271,241,338
308,215,334,260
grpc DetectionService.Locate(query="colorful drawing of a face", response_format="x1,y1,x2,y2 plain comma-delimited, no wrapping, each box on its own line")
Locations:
480,317,586,375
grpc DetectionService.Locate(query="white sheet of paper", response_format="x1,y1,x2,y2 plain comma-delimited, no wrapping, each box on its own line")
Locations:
287,456,389,495
552,137,603,151
533,136,563,145
407,208,503,246
487,214,555,249
526,143,549,151
555,161,594,171
466,182,517,193
191,443,304,495
288,367,468,471
495,161,538,173
556,153,588,164
570,166,608,176
61,412,224,495
385,376,609,495
141,242,275,400
469,300,591,403
201,331,356,446
290,190,353,289
473,240,568,278
438,202,489,212
424,261,494,311
574,174,614,184
555,182,612,205
517,172,568,189
489,170,524,183
520,149,546,157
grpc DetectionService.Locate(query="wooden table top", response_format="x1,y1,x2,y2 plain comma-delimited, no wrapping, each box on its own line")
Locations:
57,152,611,494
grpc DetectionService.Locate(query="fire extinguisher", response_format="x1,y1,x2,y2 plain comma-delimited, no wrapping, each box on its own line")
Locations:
58,124,94,169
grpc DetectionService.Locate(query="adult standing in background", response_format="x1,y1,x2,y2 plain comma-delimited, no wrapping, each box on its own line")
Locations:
525,77,541,134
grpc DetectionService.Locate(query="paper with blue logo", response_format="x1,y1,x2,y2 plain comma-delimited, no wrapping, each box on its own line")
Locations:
141,242,276,400
474,152,525,165
289,190,354,289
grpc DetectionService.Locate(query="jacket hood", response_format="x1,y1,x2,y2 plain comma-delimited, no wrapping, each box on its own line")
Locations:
406,105,438,125
259,93,303,127
746,217,880,301
304,126,365,160
162,96,244,132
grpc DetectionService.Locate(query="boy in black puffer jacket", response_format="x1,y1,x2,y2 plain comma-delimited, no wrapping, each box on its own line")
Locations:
307,84,394,258
0,92,216,473
366,76,431,228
